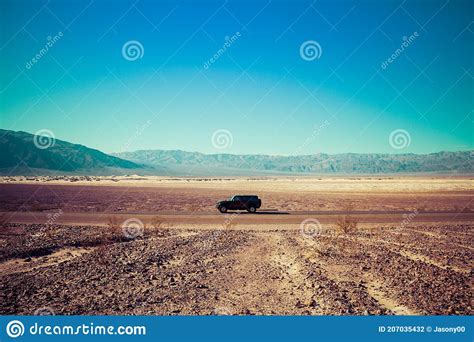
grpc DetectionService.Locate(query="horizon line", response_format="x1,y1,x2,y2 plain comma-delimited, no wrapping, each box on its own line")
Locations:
2,128,473,157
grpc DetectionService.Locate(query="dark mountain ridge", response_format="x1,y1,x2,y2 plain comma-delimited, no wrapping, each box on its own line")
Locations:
0,129,143,175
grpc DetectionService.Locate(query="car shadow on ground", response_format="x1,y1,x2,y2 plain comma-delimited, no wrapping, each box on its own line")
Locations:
226,211,290,215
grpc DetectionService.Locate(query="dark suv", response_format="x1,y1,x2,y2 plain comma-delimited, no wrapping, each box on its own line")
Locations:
216,195,262,213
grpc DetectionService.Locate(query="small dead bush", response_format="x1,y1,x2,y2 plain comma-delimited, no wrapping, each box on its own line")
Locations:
105,215,124,242
336,215,358,235
149,216,166,237
150,216,165,228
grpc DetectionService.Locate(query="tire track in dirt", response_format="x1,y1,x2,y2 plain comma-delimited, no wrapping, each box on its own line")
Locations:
322,233,471,315
0,247,93,276
215,231,320,315
293,235,393,315
338,234,472,274
365,277,417,315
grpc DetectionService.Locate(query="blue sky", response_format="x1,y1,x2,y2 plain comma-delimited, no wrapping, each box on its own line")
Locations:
0,0,472,155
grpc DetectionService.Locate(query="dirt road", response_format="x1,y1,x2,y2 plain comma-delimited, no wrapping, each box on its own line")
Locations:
2,211,473,228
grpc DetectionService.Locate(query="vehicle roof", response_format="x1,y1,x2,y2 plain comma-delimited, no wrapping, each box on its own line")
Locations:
233,195,259,197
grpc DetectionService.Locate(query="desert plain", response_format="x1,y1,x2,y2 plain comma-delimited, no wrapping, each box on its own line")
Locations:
0,176,472,315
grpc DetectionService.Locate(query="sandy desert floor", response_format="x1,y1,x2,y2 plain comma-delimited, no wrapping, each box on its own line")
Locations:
0,176,472,315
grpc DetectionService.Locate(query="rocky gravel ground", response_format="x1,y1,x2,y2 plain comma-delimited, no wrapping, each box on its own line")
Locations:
0,223,472,315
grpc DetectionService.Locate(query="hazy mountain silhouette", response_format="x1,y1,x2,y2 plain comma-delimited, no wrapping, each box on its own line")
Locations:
113,149,473,175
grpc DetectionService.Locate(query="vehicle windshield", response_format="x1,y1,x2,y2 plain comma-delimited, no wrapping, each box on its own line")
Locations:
229,196,235,200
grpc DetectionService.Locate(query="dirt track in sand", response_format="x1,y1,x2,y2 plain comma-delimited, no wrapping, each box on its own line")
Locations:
2,210,474,227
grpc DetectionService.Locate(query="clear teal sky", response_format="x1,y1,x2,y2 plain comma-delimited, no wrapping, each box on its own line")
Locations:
0,0,472,155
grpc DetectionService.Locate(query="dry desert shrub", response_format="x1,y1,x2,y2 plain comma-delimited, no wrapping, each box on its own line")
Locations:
150,216,164,228
105,215,124,242
94,216,123,264
107,215,120,229
336,215,358,235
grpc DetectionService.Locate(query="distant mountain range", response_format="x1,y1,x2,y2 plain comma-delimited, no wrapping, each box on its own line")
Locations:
114,149,473,175
0,129,472,176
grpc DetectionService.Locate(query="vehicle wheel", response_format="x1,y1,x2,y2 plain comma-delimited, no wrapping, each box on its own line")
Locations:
247,206,256,213
219,206,227,213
